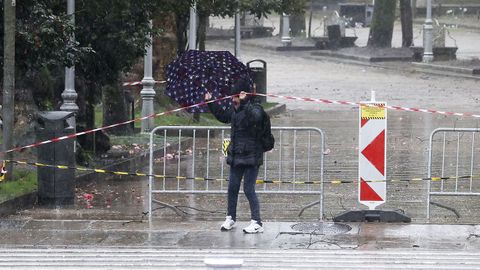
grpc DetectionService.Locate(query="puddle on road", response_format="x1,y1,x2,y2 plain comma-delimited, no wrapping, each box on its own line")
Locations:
290,222,352,235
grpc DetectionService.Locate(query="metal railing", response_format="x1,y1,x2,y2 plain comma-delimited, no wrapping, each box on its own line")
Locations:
148,126,325,222
427,128,480,220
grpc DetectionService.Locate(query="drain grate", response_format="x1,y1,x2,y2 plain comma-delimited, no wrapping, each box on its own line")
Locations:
291,222,351,235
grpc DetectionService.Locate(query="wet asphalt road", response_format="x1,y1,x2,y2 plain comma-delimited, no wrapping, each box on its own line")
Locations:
14,24,480,225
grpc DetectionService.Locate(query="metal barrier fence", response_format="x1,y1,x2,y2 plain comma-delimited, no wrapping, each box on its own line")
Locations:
427,128,480,220
148,126,325,222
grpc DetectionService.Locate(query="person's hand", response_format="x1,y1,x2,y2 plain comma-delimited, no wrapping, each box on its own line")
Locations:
239,91,247,100
205,92,212,101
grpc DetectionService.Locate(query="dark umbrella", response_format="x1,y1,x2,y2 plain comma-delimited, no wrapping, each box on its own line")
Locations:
165,50,252,113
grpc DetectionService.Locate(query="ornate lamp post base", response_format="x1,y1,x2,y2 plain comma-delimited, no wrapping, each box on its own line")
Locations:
423,0,434,63
140,77,156,132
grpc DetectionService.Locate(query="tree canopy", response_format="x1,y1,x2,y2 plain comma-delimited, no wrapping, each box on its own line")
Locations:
1,0,307,86
1,0,308,144
0,0,85,84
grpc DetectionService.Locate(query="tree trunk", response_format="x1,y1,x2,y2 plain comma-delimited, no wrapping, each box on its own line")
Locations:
85,83,95,131
308,0,314,38
74,80,95,140
411,0,417,18
194,11,208,123
73,77,87,131
12,84,39,150
400,0,413,47
197,12,208,51
3,0,16,179
175,11,189,55
102,84,131,135
367,0,397,48
279,14,283,37
290,12,306,37
75,81,111,156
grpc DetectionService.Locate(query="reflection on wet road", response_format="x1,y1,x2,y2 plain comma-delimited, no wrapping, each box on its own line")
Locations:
66,109,480,223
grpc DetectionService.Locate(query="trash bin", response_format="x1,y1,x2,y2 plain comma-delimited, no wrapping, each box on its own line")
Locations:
36,111,75,206
247,59,267,103
327,24,341,49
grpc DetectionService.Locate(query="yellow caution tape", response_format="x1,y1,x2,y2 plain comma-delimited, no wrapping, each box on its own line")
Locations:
4,159,477,185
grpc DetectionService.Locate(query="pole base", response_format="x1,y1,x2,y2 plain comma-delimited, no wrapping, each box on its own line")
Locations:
38,196,74,207
333,209,411,223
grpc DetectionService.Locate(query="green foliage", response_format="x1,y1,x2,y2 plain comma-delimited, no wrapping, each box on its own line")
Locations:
0,169,37,203
95,101,278,129
75,0,159,86
196,0,308,19
0,0,89,83
268,0,309,16
368,0,397,48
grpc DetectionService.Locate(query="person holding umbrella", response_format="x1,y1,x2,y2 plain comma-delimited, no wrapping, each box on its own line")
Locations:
205,78,266,234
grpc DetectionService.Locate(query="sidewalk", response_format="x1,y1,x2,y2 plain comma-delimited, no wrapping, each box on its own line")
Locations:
238,36,480,81
1,218,480,250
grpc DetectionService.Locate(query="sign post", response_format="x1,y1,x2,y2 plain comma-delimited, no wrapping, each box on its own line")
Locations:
359,98,386,210
334,91,411,223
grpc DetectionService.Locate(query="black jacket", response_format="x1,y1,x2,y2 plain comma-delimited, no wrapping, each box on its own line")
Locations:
208,98,264,167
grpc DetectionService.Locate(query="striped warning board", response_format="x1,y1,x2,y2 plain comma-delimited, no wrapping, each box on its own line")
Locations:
0,161,6,181
359,102,386,210
222,138,231,157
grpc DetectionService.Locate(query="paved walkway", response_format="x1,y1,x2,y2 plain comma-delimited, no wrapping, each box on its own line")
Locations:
1,218,480,268
1,218,480,250
1,247,480,269
3,16,480,268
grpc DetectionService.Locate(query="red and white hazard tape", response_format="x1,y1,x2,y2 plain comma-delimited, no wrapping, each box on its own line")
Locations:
3,92,480,154
253,93,480,118
122,80,166,86
1,95,234,154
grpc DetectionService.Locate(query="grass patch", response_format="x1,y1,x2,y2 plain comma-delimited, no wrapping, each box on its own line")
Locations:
95,102,279,129
95,104,224,129
0,170,37,203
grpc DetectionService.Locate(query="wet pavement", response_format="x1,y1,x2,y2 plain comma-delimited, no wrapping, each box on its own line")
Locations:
2,217,480,251
3,18,480,268
35,110,480,225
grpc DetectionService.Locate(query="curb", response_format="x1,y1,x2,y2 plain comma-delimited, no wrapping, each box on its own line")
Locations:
311,50,413,62
412,62,480,75
309,51,480,81
275,46,319,52
413,19,480,32
241,39,319,52
0,192,37,217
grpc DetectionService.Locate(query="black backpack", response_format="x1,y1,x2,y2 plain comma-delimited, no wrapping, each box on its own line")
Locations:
253,104,275,152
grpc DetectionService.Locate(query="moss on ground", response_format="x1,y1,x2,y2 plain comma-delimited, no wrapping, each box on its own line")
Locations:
0,170,37,203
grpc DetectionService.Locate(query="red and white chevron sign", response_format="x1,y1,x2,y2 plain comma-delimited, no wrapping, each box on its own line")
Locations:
358,101,387,210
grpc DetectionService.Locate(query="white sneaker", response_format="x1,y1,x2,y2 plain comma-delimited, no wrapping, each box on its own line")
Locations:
243,220,264,234
220,216,235,231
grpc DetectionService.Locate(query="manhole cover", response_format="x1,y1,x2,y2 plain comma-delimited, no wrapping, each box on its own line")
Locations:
291,222,351,235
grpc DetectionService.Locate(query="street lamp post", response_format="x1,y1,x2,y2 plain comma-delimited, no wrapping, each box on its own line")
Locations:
423,0,434,63
189,1,197,50
2,0,16,179
281,13,292,47
61,0,79,121
141,20,156,133
234,11,241,59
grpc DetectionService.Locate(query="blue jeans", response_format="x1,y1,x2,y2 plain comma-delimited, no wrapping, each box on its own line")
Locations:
227,165,261,225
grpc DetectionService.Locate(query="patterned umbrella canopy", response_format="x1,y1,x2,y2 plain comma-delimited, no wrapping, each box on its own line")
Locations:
165,50,252,113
